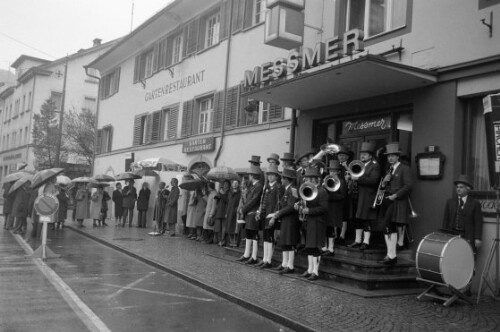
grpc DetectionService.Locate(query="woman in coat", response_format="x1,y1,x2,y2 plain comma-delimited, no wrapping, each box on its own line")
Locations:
225,180,241,247
185,190,197,238
56,186,70,229
3,182,15,230
75,183,90,227
137,182,151,228
11,180,33,235
193,186,207,241
90,187,105,227
213,180,230,246
112,183,124,226
100,189,111,226
202,182,217,243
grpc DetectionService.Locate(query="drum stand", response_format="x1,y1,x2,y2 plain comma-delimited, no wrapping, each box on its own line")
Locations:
476,188,500,303
416,278,473,307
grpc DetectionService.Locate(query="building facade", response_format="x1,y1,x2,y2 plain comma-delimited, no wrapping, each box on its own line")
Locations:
0,40,116,179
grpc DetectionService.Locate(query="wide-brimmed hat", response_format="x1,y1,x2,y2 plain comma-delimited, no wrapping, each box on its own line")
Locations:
267,153,280,165
360,142,376,154
248,165,263,176
280,152,295,162
248,155,262,164
327,160,342,170
266,164,280,175
304,167,321,178
454,174,474,189
281,167,296,179
384,142,401,155
295,151,314,165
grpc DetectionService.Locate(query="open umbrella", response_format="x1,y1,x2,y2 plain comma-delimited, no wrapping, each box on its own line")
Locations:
206,166,240,182
137,157,185,170
9,175,33,194
56,175,72,186
115,172,142,181
179,178,205,191
71,176,92,183
31,168,64,189
88,181,110,189
134,169,159,178
92,174,115,182
2,171,33,184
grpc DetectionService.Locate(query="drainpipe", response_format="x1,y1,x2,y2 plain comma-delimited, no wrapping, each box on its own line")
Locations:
84,65,101,177
213,0,234,167
26,74,37,168
289,108,297,155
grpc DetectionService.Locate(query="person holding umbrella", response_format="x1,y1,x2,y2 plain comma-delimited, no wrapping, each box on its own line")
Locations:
122,179,138,227
153,182,169,233
3,182,15,230
112,183,124,226
75,183,90,228
137,182,151,228
90,186,106,227
165,178,180,236
56,185,70,229
11,179,33,235
202,182,217,243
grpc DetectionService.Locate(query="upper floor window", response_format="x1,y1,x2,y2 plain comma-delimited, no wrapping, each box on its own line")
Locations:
99,68,120,100
206,13,220,48
51,92,63,111
253,0,266,25
199,96,214,134
27,92,32,111
22,95,26,112
83,97,96,113
172,34,183,64
96,125,113,154
345,0,407,38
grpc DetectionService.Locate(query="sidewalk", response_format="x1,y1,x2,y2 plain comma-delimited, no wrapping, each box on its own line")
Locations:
63,221,500,332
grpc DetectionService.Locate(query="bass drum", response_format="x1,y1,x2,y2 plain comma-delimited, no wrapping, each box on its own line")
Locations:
416,232,474,290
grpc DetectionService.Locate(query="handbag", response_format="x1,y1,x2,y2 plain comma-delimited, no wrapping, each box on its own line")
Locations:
207,216,215,227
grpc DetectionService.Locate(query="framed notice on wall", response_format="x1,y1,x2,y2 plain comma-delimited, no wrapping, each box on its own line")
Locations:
415,148,445,180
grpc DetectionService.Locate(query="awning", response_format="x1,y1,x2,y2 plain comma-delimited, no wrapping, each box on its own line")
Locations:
243,55,437,110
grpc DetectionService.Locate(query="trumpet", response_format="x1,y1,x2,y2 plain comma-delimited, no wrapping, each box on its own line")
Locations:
323,174,341,192
309,143,341,164
372,169,392,208
297,182,318,221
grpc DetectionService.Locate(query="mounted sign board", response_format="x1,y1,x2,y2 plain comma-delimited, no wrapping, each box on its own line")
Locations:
34,194,59,217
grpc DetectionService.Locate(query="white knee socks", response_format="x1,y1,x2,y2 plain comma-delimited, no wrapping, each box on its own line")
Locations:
363,231,371,245
288,251,295,270
355,229,363,243
244,239,251,258
252,240,258,260
282,251,289,267
307,255,313,273
312,256,321,275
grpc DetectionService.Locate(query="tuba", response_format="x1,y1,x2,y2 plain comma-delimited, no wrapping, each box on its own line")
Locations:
323,174,341,192
347,160,365,178
297,182,318,221
309,143,341,164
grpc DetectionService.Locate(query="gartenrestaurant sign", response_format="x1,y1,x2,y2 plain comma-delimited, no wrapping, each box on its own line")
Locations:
145,70,205,102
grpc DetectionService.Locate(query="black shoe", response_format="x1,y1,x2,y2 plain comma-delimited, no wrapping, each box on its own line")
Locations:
300,271,311,278
279,268,295,275
378,256,398,265
255,261,265,267
245,258,258,265
307,273,319,281
359,243,370,250
273,265,285,271
348,242,361,248
336,237,346,246
321,250,335,256
170,233,176,237
237,255,249,262
260,262,272,269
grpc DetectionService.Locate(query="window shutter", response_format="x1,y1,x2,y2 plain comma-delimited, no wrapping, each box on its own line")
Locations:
168,104,179,139
98,80,104,100
198,16,207,51
96,129,103,154
220,1,231,40
165,36,174,67
113,68,120,94
185,19,199,56
152,42,160,73
133,56,140,83
107,126,113,152
181,100,193,137
150,111,161,143
269,104,283,121
192,101,200,135
225,85,239,128
213,91,225,131
158,39,166,69
232,0,244,32
133,115,142,146
243,0,254,29
145,113,153,144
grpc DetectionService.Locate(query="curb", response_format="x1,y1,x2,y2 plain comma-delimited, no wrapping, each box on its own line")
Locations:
67,226,316,332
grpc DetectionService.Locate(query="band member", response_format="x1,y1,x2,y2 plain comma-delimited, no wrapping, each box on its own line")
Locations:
378,142,412,265
347,142,380,250
295,151,314,186
337,146,352,245
323,160,347,255
237,165,264,264
248,155,262,167
154,182,169,233
270,168,300,274
267,153,280,167
442,175,483,252
256,164,281,269
295,167,328,281
280,152,296,169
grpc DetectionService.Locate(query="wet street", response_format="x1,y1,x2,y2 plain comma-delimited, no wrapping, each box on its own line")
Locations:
0,226,290,332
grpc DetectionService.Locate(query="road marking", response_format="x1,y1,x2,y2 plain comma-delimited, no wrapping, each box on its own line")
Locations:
100,283,215,302
12,233,112,332
107,272,155,299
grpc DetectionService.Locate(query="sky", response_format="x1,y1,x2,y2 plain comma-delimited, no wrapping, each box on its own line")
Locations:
0,0,174,72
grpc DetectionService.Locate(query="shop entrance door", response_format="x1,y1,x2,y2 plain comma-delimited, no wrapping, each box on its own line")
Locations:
338,133,389,163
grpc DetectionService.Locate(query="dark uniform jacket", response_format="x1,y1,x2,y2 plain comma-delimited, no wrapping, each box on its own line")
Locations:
275,184,300,246
241,181,263,231
326,178,347,228
385,163,412,224
443,196,483,251
259,182,282,229
355,160,380,220
305,186,328,248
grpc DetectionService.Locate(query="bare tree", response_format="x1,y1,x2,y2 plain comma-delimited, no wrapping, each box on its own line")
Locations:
63,108,96,166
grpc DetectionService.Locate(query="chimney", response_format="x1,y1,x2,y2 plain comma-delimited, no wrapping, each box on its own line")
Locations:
93,38,102,47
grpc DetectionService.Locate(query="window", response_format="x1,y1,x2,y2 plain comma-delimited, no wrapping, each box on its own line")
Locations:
51,92,63,111
344,0,407,39
172,34,183,64
96,125,113,154
253,0,266,25
199,97,214,134
133,114,148,146
19,129,22,145
205,13,220,48
27,92,32,111
163,109,170,140
83,97,96,113
99,68,120,99
259,102,270,123
25,126,28,144
22,95,25,112
12,132,16,148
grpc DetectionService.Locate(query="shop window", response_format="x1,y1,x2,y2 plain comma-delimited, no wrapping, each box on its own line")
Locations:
340,0,408,40
100,68,120,99
96,125,113,154
205,12,220,48
464,98,489,191
199,96,214,134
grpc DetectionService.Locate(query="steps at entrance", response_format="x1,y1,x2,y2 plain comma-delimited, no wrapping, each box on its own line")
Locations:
224,244,418,291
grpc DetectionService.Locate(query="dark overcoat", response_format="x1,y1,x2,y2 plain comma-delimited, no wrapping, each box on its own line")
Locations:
326,178,347,228
137,188,151,211
305,186,328,248
165,185,179,225
225,189,241,234
112,189,124,217
275,184,300,246
442,196,483,251
11,187,32,218
260,182,281,229
153,188,169,221
3,183,14,215
355,160,380,220
241,181,263,231
122,185,137,210
385,163,412,224
57,190,69,222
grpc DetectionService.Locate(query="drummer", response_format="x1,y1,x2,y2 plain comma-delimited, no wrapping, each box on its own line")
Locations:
442,174,483,253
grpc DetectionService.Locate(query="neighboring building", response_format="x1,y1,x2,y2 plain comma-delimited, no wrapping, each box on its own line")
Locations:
0,39,116,180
